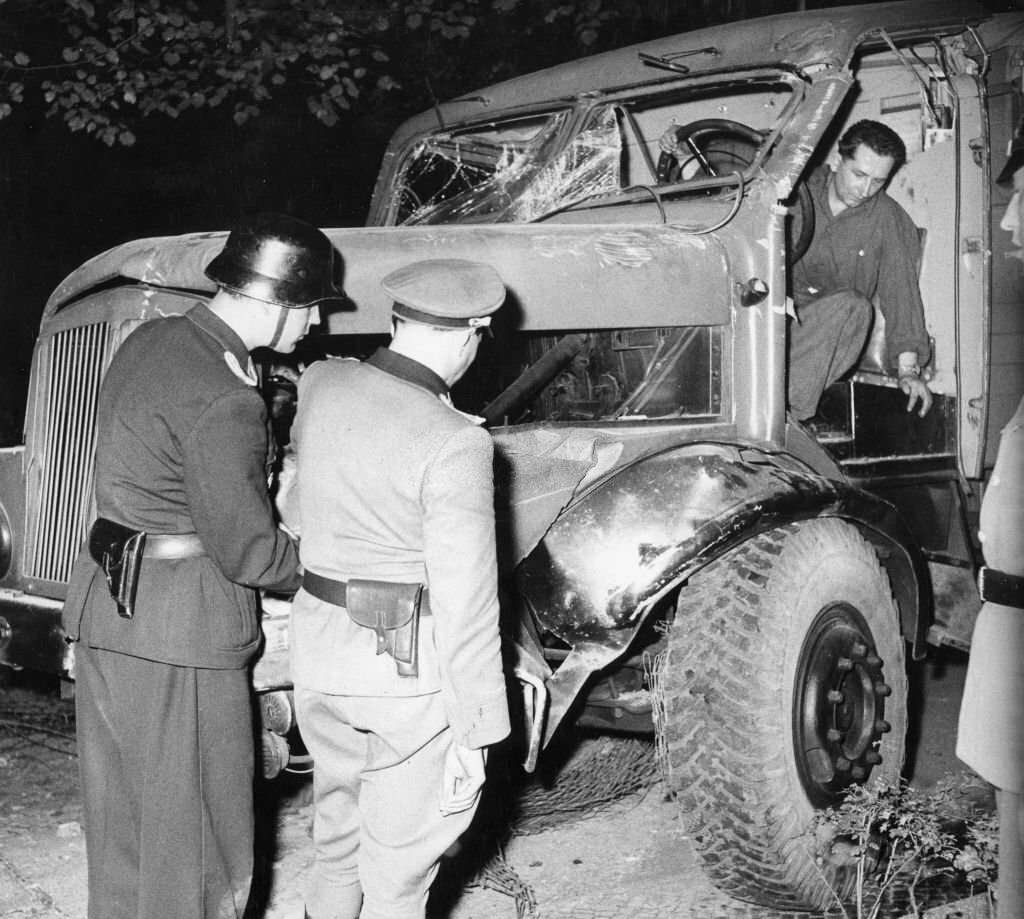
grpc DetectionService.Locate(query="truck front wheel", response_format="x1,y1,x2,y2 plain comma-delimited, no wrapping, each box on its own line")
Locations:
652,518,908,911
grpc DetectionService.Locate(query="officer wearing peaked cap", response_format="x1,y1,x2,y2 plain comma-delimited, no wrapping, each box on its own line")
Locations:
62,213,337,919
289,258,511,919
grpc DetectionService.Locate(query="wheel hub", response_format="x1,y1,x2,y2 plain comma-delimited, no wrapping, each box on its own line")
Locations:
794,603,893,806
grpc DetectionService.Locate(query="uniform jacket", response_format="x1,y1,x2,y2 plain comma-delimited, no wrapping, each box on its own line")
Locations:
957,395,1024,791
288,348,510,750
62,304,301,669
792,166,931,370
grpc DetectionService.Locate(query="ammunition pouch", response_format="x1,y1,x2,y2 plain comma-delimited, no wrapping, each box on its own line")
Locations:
302,571,427,677
88,518,146,620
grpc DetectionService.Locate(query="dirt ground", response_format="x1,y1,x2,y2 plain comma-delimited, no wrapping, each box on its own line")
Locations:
0,649,997,919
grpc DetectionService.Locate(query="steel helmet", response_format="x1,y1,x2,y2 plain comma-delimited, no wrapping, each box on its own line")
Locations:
204,212,340,308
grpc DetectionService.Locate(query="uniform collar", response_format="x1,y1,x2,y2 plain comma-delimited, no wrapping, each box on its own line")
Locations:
185,302,251,368
367,347,448,397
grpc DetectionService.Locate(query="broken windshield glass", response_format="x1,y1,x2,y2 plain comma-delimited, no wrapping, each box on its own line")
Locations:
394,106,622,225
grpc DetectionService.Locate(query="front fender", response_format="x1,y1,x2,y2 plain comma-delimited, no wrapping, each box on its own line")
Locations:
517,442,929,743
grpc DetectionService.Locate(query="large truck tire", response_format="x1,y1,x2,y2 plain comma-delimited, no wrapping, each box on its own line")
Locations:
652,518,908,911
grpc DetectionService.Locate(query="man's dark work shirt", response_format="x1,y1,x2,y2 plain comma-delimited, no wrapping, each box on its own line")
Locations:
791,166,931,370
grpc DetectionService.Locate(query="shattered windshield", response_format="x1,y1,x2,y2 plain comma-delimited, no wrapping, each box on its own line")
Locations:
384,75,797,226
393,107,620,225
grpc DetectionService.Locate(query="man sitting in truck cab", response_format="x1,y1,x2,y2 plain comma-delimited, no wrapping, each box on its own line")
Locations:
658,118,935,424
785,119,934,422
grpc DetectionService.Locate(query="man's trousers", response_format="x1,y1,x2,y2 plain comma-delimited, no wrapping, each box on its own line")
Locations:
295,688,479,919
787,291,873,421
74,642,255,919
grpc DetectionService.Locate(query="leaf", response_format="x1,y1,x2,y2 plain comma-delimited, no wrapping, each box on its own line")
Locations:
13,52,29,66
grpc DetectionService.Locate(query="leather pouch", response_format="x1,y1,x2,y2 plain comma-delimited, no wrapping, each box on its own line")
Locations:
88,517,146,620
345,579,424,678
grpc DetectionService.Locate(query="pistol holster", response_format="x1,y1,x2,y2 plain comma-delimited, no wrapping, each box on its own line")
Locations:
345,579,424,678
88,517,146,620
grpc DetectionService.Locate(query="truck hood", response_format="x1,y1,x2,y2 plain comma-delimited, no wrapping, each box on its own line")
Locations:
44,224,731,334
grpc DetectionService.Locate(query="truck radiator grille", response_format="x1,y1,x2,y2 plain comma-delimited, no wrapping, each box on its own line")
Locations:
29,322,111,583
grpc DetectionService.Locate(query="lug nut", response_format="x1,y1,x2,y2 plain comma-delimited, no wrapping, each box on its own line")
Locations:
875,719,891,734
827,728,843,742
865,653,881,667
865,751,881,764
827,690,844,704
837,657,854,672
836,757,851,772
874,682,892,697
852,766,867,780
851,642,867,658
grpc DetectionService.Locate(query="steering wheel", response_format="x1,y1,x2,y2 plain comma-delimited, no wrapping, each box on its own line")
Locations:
655,118,814,263
656,118,765,184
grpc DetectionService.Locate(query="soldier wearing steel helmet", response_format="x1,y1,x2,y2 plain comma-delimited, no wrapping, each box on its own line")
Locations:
61,213,339,919
288,258,511,919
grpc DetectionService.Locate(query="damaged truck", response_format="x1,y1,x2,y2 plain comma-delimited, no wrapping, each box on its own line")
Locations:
2,0,1023,911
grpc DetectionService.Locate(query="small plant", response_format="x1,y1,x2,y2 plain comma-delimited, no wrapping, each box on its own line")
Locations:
813,776,998,919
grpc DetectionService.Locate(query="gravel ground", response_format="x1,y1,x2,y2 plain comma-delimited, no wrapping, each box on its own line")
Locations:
0,652,999,919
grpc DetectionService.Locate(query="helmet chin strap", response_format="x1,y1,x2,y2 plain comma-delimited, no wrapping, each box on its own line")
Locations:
268,304,290,352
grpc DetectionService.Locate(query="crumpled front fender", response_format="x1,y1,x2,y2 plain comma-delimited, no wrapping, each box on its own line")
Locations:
520,438,929,659
515,441,927,746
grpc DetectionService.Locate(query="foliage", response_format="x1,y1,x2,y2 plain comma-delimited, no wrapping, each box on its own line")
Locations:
0,0,627,146
0,0,395,145
814,777,997,919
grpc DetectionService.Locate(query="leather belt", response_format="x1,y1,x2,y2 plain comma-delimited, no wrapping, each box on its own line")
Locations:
302,570,431,614
303,570,350,606
978,566,1024,609
144,533,206,559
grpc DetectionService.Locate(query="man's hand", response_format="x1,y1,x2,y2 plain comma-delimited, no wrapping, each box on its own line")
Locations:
658,127,681,156
439,743,486,816
899,372,933,417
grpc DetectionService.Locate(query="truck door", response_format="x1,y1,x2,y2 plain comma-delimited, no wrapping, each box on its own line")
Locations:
954,72,990,480
985,76,1024,470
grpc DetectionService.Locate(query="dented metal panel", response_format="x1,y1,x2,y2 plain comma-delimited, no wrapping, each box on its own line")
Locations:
509,438,929,745
516,441,922,642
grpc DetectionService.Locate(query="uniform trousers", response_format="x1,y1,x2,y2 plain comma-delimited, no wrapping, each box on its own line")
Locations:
74,642,255,919
295,687,478,919
787,290,873,421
